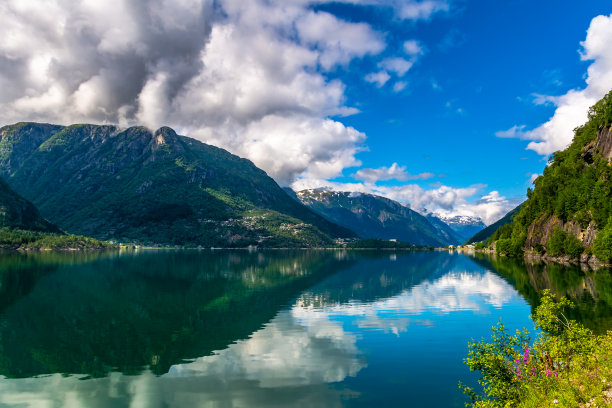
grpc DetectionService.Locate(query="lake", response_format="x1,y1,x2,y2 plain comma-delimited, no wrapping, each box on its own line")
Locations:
0,249,609,407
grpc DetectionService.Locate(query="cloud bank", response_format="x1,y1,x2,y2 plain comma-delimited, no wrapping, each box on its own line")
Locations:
0,0,449,186
497,14,612,156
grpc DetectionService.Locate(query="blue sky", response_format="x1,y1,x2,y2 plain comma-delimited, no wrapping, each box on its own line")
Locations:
326,0,611,196
0,0,610,223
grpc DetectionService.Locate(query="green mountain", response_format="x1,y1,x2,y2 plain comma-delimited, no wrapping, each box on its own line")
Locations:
466,204,522,244
491,90,612,262
0,177,59,233
0,122,355,247
295,189,459,246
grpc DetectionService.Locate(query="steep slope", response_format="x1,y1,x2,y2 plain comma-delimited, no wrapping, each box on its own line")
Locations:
0,177,59,233
425,214,464,245
0,123,355,247
491,90,612,262
295,189,455,246
466,204,522,244
435,215,486,241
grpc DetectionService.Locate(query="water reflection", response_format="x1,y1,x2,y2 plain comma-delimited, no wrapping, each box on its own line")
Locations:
470,254,612,332
0,250,609,407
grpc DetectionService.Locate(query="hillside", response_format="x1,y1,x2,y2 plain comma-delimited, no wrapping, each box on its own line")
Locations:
295,189,458,246
0,123,355,247
0,177,59,233
466,204,522,244
491,90,612,262
425,214,465,245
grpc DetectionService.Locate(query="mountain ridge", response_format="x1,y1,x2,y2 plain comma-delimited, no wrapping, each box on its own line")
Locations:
294,189,460,246
0,122,356,247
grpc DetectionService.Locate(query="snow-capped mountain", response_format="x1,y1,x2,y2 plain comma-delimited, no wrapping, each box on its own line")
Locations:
432,214,487,242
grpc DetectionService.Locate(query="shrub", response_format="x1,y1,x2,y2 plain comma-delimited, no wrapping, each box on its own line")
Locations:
462,290,612,408
593,218,612,263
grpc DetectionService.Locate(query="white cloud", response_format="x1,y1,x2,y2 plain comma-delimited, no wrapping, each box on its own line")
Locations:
495,125,527,139
380,57,414,76
0,0,394,186
295,11,385,70
365,71,391,87
497,14,612,156
403,39,424,57
352,162,434,182
393,81,408,92
396,0,449,20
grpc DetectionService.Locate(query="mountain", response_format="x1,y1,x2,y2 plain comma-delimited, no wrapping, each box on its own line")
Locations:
424,214,464,245
0,122,355,247
295,189,457,246
433,214,486,242
490,90,612,262
0,177,59,233
466,204,522,244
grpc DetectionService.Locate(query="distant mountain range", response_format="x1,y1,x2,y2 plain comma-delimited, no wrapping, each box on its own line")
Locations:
0,122,355,247
431,214,487,242
0,122,491,248
294,189,464,246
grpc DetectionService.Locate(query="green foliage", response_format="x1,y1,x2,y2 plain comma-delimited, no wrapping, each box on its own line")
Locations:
489,90,612,257
0,123,355,247
468,204,523,245
546,227,584,259
593,218,612,263
463,290,612,408
461,322,530,406
496,223,526,257
0,228,116,250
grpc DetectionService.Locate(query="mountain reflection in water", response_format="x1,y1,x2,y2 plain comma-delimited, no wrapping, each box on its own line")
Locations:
0,250,609,407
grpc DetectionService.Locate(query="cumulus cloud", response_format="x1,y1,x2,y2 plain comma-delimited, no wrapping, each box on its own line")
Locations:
0,0,452,186
352,162,434,182
0,0,395,185
497,14,612,155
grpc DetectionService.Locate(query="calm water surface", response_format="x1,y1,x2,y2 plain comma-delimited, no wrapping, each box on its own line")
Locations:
0,249,610,407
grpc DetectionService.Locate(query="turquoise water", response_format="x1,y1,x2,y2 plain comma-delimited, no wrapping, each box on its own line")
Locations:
0,250,608,407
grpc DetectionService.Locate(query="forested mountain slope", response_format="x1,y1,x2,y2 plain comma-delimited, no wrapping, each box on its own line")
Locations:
491,91,612,263
0,123,355,247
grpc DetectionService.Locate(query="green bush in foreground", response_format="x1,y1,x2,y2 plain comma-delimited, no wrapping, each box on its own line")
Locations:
462,290,612,407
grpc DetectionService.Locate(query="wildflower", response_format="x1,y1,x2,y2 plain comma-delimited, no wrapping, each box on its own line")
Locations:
546,370,551,377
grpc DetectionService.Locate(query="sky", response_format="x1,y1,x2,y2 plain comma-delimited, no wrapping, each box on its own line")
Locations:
0,0,611,224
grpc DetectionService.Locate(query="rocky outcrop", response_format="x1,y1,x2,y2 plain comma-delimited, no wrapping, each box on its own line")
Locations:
525,213,599,251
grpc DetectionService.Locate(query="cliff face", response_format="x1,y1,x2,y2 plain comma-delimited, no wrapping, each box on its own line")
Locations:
524,215,599,251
